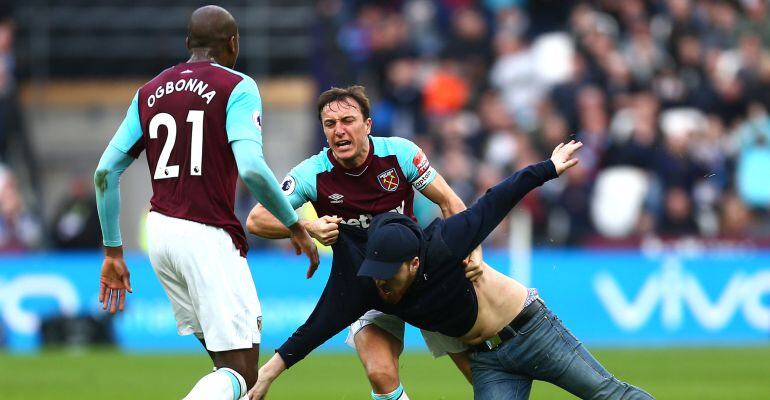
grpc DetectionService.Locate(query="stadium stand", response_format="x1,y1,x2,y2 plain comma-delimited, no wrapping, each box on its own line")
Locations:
5,0,770,250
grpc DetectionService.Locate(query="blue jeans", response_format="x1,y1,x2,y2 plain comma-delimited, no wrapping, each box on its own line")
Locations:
470,302,654,399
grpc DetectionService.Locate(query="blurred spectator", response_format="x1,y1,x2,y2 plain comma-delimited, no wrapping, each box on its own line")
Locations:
422,57,470,118
621,19,668,85
652,108,707,192
533,110,570,160
604,91,658,169
490,31,544,130
467,89,516,158
0,11,13,158
719,191,754,239
659,186,700,237
738,0,770,46
0,164,41,251
372,55,426,139
444,6,494,96
437,145,476,203
367,11,412,94
554,157,595,245
312,0,357,91
575,86,609,177
49,178,102,249
443,7,493,64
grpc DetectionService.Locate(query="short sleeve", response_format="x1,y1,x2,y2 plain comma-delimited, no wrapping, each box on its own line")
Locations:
391,137,436,191
108,91,144,157
280,159,319,209
225,77,263,144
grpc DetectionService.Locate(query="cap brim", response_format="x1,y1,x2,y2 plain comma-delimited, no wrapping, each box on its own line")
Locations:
357,258,403,280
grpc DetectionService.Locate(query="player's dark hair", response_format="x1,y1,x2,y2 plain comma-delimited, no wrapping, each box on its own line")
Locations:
317,86,371,121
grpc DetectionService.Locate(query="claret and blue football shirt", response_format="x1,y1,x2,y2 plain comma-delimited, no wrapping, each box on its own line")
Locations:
280,135,437,228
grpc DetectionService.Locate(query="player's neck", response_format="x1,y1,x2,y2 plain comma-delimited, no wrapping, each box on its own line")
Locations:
188,49,218,64
334,142,370,170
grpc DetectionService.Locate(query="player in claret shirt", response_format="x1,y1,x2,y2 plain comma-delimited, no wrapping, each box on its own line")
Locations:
252,141,654,400
93,6,318,400
247,85,482,400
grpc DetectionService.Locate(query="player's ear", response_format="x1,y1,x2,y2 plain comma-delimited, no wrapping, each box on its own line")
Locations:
185,36,191,50
409,256,419,272
365,117,372,134
228,35,237,54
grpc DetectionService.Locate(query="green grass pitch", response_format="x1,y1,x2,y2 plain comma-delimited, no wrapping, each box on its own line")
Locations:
1,347,769,399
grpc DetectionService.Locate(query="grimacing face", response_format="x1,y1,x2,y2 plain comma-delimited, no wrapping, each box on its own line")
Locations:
373,257,419,304
320,97,372,169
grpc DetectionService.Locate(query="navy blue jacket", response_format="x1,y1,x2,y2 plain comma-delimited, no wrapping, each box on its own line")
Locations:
276,160,558,368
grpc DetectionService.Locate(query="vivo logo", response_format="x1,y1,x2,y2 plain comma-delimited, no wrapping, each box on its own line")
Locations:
593,257,770,332
0,275,80,334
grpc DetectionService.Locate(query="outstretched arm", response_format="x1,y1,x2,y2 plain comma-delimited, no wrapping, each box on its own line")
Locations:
274,243,372,369
421,173,484,281
441,141,582,260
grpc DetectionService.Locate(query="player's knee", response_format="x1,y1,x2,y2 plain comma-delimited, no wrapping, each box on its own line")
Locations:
364,363,400,391
356,325,403,357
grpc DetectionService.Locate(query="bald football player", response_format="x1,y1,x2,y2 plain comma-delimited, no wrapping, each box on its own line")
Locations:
94,6,317,400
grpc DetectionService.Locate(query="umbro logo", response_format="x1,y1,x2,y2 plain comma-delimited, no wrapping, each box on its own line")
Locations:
329,193,344,204
181,69,193,74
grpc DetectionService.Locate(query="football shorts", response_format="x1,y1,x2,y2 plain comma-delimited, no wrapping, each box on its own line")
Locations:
346,309,468,357
146,211,261,352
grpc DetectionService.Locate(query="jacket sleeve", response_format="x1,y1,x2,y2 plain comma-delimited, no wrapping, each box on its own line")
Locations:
439,160,558,260
276,233,374,368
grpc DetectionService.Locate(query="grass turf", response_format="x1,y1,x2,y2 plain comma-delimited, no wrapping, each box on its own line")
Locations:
1,347,768,399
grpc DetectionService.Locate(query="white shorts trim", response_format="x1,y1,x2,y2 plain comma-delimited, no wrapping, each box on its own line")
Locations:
346,310,468,357
147,212,261,352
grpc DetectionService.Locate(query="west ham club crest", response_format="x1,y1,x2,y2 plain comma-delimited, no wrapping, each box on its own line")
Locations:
377,168,400,192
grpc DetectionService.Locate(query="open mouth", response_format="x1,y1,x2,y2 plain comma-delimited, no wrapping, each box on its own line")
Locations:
335,140,352,150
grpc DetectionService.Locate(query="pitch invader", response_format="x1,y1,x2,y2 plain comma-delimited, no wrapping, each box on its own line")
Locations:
247,86,482,400
94,6,318,400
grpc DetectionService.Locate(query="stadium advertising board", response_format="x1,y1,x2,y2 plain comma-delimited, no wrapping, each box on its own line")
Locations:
0,249,767,352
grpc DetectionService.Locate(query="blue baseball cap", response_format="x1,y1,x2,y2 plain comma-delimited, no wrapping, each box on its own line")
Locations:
358,221,420,280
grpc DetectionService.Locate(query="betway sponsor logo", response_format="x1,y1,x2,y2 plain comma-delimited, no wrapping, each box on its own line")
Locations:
594,257,770,332
331,201,405,228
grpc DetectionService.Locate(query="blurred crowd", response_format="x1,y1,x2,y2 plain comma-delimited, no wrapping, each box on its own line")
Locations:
5,0,770,252
310,0,770,247
0,3,99,253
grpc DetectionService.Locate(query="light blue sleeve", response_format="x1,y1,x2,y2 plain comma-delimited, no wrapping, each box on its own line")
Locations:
94,145,135,247
280,157,320,209
226,77,263,144
108,91,144,156
389,137,437,191
231,139,299,227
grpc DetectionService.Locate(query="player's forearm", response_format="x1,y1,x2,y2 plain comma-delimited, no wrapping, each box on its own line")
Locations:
246,205,309,238
241,168,299,227
94,145,133,247
232,139,299,228
439,192,467,219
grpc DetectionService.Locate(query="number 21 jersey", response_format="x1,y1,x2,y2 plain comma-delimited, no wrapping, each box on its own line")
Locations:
108,61,263,256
